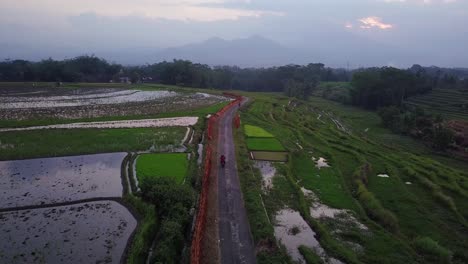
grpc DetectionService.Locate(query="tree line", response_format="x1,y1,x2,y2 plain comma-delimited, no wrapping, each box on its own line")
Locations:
0,56,349,98
0,56,121,83
349,67,460,151
350,67,434,110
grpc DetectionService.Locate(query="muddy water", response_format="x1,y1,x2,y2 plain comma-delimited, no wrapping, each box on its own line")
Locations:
310,204,368,231
274,209,325,263
313,157,330,169
0,153,126,208
253,161,276,190
0,201,136,263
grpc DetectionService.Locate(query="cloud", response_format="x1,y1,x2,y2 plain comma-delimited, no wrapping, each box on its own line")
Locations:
345,22,353,29
382,0,457,4
0,0,283,22
358,16,393,29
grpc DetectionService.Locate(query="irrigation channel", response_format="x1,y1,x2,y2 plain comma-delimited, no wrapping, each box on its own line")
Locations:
0,153,138,264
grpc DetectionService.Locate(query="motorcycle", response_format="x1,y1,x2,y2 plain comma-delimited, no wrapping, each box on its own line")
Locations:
220,155,226,168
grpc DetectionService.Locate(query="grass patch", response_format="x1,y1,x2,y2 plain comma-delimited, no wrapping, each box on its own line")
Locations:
246,138,286,152
244,124,274,138
136,153,188,184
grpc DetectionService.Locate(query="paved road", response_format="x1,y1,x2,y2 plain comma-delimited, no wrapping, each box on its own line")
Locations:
217,102,256,264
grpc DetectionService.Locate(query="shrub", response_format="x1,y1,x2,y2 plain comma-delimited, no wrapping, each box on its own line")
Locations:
413,237,452,264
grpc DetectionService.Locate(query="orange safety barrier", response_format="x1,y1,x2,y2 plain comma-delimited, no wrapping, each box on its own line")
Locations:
190,93,243,264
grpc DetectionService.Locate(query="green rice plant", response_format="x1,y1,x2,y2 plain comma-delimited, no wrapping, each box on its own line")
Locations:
136,153,188,183
0,127,186,160
244,124,275,138
246,138,286,151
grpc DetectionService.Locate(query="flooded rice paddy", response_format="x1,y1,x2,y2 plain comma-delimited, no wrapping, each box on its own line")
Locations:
274,209,343,264
0,117,199,132
0,201,136,264
0,153,126,208
274,208,322,263
0,87,228,121
0,152,137,263
0,90,177,109
253,161,276,190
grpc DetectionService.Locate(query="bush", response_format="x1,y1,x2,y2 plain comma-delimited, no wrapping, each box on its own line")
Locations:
140,177,194,263
125,195,157,264
413,237,452,264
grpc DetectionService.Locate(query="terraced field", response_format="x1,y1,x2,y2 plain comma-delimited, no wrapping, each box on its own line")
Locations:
405,89,468,120
234,92,468,264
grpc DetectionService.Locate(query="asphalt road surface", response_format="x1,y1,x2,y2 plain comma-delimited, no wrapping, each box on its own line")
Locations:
217,101,257,264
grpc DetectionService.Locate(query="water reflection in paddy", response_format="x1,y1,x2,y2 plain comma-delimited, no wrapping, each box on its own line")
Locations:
0,153,126,208
0,201,137,264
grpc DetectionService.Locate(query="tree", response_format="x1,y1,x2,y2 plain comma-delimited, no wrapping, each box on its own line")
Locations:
378,106,402,132
433,125,454,150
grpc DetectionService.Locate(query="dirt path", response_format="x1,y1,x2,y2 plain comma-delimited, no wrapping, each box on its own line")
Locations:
217,100,256,264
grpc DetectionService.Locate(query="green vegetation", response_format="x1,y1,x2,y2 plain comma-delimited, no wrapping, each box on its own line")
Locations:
312,82,351,104
350,67,432,110
413,237,453,264
246,138,286,151
136,153,188,184
0,59,347,91
406,88,468,121
0,127,186,160
233,121,293,264
125,195,158,264
299,246,324,264
140,177,194,264
244,124,274,138
236,91,468,264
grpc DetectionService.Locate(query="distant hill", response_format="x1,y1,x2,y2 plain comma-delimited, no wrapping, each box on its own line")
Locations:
152,35,305,67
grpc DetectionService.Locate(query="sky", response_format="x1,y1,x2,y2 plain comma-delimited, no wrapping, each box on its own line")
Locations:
0,0,467,67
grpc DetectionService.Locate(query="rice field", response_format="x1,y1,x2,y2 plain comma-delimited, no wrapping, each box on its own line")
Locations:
246,138,286,152
244,125,274,138
136,153,189,184
0,83,222,264
0,85,229,122
0,153,126,208
0,127,187,160
235,91,468,264
0,201,136,264
0,117,198,132
405,88,468,120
